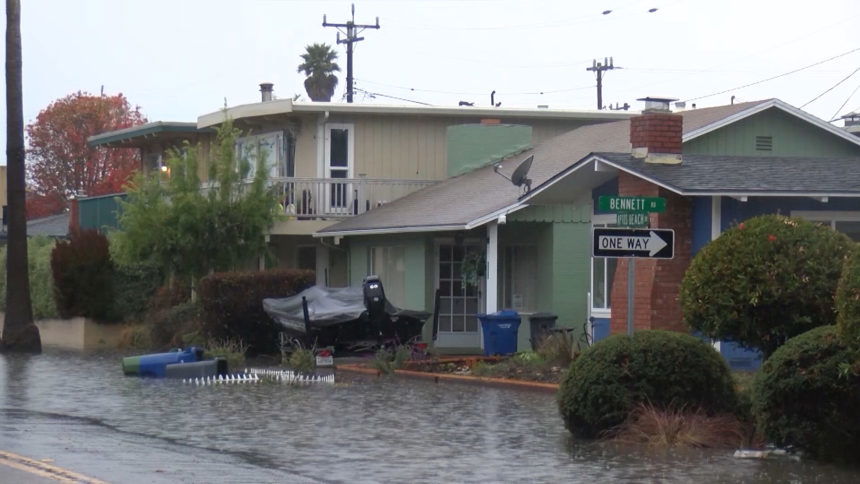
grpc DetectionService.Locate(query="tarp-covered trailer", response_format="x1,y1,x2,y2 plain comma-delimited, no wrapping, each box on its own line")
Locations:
263,276,429,352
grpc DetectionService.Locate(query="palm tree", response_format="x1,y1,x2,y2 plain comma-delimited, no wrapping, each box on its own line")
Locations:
297,43,340,102
2,0,41,352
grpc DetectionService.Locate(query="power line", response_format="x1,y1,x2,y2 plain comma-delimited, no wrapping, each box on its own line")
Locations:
684,47,860,103
800,67,860,108
829,83,860,121
353,88,432,106
354,78,594,97
322,4,380,103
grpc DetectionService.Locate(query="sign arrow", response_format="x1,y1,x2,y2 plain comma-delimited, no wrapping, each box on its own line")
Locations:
592,228,674,259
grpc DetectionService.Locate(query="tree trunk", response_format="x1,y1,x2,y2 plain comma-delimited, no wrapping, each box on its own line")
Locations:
2,0,41,352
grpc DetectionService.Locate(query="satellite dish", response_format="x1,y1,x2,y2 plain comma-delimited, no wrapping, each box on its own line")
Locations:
511,155,533,189
493,155,533,193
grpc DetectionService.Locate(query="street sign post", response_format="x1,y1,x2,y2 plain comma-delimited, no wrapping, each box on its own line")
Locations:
596,197,670,337
592,227,675,337
599,195,666,213
592,228,674,259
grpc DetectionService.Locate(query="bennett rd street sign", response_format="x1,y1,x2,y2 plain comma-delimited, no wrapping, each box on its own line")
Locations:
592,228,674,259
599,195,666,213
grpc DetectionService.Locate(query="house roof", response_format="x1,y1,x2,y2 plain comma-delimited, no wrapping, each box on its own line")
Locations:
87,121,202,148
197,99,633,129
588,152,860,197
316,100,776,237
26,213,70,238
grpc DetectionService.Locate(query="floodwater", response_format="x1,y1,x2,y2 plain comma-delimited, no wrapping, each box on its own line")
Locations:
0,351,858,483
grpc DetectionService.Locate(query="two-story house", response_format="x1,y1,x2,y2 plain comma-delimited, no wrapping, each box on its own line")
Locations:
88,86,631,287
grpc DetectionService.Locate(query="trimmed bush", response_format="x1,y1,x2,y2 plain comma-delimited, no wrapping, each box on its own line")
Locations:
836,245,860,346
753,325,860,461
51,229,114,320
110,261,163,322
558,330,738,439
0,236,59,319
681,215,852,357
198,269,314,354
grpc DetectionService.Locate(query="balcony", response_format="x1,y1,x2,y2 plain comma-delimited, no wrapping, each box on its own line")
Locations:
267,177,436,219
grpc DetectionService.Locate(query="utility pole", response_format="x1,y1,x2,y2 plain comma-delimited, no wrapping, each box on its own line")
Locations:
323,4,380,103
586,57,620,110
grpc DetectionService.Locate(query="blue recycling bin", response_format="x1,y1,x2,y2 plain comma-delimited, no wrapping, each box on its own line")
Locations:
122,347,204,377
478,310,521,356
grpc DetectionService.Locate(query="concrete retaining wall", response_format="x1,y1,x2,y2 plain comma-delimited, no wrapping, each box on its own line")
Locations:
0,312,124,351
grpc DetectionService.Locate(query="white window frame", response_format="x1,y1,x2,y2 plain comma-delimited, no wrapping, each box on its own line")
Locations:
501,244,538,313
235,131,286,180
590,214,618,318
323,123,354,213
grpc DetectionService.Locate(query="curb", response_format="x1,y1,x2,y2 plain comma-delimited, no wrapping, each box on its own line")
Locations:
336,363,560,393
0,450,107,484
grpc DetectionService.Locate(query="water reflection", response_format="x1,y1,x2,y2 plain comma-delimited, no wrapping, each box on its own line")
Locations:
0,350,858,483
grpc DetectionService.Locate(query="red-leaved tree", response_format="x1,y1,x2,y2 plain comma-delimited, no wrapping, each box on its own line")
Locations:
26,91,146,216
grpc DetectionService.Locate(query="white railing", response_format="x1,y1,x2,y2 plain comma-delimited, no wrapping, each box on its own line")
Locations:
266,177,436,219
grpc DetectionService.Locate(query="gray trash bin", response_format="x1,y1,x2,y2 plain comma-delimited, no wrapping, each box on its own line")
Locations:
529,312,558,350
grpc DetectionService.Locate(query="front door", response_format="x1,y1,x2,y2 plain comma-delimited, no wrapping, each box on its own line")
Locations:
324,123,353,215
434,242,483,348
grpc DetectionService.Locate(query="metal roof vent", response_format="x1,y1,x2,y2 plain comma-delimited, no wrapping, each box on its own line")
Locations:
638,96,677,113
260,82,274,102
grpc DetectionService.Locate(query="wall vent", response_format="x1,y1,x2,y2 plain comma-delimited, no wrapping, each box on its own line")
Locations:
755,135,773,151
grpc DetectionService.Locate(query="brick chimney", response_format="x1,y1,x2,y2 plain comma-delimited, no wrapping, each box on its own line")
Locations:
630,97,682,164
260,82,274,102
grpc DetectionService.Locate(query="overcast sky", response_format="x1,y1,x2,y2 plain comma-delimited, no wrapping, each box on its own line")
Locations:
3,0,859,157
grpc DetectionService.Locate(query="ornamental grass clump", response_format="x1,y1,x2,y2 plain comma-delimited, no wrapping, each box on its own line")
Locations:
680,214,852,357
558,330,738,439
610,402,747,449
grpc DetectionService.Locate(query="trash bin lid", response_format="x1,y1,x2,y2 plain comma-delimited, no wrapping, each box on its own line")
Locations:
478,309,520,320
529,312,558,320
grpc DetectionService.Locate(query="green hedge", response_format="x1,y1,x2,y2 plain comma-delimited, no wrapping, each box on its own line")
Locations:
0,236,59,319
753,325,860,461
198,269,315,354
681,215,852,357
836,245,860,346
110,261,163,322
51,230,114,320
558,330,738,438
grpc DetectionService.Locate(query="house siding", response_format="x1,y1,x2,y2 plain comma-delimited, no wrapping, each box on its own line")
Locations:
685,108,860,157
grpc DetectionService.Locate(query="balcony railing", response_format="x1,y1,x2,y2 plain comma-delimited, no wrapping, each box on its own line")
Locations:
266,177,436,219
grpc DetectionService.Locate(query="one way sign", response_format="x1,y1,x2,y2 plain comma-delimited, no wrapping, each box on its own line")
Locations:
592,228,674,259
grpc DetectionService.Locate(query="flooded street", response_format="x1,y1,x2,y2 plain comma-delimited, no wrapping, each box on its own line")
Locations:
1,351,858,483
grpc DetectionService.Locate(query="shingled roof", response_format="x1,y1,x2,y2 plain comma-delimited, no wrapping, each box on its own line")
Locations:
590,153,860,196
316,99,831,237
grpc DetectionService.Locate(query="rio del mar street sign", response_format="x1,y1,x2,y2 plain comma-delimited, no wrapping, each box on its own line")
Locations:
592,228,674,259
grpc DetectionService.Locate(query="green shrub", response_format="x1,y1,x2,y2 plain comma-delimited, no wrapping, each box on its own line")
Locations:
753,325,860,461
110,261,163,322
558,330,738,439
51,229,114,320
836,245,860,346
681,215,852,357
198,269,315,355
371,345,412,374
205,338,248,371
289,347,316,374
0,236,59,319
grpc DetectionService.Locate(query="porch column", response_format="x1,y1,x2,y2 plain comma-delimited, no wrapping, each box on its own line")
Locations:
486,221,499,313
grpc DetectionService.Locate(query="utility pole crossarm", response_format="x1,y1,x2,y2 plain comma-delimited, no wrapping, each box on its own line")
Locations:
586,57,620,110
322,4,380,103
